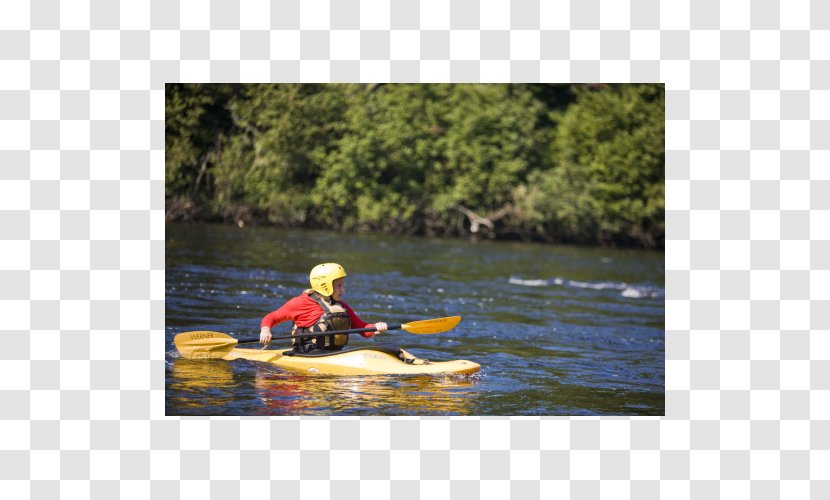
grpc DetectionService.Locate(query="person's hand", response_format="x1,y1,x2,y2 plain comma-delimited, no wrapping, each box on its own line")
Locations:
362,323,387,338
259,326,272,344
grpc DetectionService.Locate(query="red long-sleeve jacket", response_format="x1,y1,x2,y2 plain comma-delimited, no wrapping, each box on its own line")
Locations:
260,294,376,337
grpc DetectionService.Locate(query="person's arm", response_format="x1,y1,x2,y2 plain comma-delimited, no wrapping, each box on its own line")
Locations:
341,303,388,338
259,299,300,344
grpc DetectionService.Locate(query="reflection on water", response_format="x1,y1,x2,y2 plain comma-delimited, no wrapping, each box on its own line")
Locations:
166,359,239,414
166,222,664,416
251,366,480,416
166,357,480,416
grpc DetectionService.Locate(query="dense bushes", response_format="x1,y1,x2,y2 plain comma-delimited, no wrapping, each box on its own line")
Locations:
166,83,664,247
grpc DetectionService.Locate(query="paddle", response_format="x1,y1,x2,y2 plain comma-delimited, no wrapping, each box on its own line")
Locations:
174,316,462,360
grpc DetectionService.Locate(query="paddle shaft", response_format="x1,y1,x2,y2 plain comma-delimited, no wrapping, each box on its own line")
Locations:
234,324,403,344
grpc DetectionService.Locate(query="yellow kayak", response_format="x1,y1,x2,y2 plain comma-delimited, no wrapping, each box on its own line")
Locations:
173,321,480,376
222,346,481,376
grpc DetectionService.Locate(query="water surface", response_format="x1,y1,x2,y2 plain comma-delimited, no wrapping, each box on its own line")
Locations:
166,222,664,416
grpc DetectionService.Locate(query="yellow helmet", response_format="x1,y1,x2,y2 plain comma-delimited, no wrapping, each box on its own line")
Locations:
309,263,347,296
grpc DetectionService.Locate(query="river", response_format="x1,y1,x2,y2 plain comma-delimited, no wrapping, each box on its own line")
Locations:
165,222,664,416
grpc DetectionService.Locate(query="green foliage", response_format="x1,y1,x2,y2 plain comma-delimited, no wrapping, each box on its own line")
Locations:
211,84,354,224
165,83,664,247
165,84,236,202
518,84,665,246
311,85,438,232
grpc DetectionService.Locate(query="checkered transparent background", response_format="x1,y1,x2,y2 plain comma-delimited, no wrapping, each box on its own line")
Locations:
2,0,829,498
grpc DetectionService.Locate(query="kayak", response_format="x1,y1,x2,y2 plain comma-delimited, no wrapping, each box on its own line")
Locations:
221,345,481,376
172,323,480,376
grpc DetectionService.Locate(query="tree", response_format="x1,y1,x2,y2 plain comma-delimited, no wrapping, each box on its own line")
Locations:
519,84,665,246
165,83,665,247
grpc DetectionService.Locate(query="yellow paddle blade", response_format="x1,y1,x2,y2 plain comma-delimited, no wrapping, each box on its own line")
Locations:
174,331,239,359
400,316,462,334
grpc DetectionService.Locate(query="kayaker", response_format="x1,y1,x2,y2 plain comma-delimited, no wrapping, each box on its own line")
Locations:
259,263,388,352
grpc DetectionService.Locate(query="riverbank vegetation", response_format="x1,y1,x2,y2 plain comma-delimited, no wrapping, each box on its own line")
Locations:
166,83,664,248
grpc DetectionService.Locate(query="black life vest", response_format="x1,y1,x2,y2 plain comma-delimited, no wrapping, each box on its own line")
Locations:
291,292,352,350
